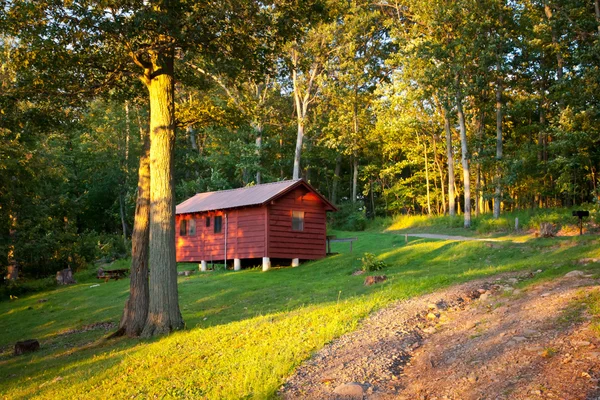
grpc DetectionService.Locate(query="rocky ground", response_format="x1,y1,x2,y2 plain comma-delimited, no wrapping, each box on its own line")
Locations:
280,269,600,400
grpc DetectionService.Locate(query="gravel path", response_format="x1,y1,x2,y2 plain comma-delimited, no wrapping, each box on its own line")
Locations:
280,270,600,399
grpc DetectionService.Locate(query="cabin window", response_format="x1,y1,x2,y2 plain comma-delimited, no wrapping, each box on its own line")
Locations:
292,211,304,231
214,216,222,233
180,220,187,236
206,217,211,227
189,219,196,236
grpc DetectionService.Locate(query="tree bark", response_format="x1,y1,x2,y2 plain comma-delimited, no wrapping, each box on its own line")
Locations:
444,104,456,217
432,134,446,215
421,133,432,216
293,122,304,180
595,0,600,33
115,132,150,337
456,76,471,228
255,123,263,184
332,154,341,204
352,156,358,203
141,49,184,337
494,70,503,219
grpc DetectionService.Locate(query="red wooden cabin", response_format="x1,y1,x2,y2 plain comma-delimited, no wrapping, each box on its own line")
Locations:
175,179,336,270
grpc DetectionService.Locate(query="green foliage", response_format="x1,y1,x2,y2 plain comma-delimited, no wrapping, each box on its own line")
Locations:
328,203,367,231
360,252,387,271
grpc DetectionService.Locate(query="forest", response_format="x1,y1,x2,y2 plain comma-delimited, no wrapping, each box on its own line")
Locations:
1,0,600,280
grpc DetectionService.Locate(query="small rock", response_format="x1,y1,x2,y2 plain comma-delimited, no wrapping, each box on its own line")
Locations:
364,275,387,286
507,278,519,284
465,321,477,330
564,270,585,278
14,339,40,356
503,286,514,292
572,340,591,347
477,289,486,294
535,269,542,274
467,374,477,383
512,336,527,343
333,383,364,398
480,292,491,301
523,329,540,338
423,327,436,334
540,293,550,297
526,345,544,353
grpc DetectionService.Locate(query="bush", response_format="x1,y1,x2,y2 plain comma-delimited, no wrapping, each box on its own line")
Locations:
0,277,56,302
329,203,367,231
360,252,387,272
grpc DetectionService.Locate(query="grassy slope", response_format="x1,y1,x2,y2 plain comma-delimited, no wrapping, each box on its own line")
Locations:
1,231,600,399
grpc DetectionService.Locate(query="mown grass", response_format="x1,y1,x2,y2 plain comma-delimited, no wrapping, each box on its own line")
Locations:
1,231,600,399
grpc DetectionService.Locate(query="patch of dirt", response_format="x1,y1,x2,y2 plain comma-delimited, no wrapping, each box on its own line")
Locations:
280,271,600,399
58,321,116,337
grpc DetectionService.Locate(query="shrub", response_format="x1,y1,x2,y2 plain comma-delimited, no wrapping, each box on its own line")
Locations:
329,203,367,231
360,252,387,272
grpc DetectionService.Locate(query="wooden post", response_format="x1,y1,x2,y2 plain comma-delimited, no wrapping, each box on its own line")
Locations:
292,258,300,267
200,260,207,272
234,259,241,271
405,234,408,243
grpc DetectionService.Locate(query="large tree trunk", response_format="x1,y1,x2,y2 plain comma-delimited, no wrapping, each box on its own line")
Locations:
444,104,456,217
332,154,341,204
494,71,503,219
115,133,151,337
141,50,184,337
456,77,471,228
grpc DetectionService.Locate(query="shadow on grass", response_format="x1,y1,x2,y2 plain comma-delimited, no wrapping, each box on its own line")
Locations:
1,231,599,398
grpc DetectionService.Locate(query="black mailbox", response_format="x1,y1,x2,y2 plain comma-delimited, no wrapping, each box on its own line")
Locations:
572,210,590,235
572,210,590,218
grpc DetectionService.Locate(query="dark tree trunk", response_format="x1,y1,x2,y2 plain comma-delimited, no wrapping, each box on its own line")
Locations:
332,154,341,204
115,133,151,337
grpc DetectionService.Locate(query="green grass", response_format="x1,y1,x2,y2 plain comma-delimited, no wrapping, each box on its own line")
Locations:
385,207,600,236
1,230,600,399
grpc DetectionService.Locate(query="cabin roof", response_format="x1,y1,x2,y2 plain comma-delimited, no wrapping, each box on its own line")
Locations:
175,179,337,215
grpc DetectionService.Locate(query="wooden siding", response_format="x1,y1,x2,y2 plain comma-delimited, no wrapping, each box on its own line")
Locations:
267,186,327,260
176,206,266,262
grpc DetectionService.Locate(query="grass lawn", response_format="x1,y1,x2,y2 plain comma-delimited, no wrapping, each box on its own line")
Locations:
1,230,600,399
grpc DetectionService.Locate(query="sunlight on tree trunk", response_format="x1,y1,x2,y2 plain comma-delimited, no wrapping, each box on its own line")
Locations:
456,77,471,228
444,105,456,217
494,71,503,219
332,155,341,204
141,49,184,337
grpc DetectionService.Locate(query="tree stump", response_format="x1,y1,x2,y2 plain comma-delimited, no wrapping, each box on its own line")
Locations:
56,268,76,285
14,339,40,355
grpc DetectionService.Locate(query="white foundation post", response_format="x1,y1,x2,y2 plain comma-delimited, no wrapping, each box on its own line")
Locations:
200,260,207,272
262,257,271,272
291,258,300,267
234,258,241,271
